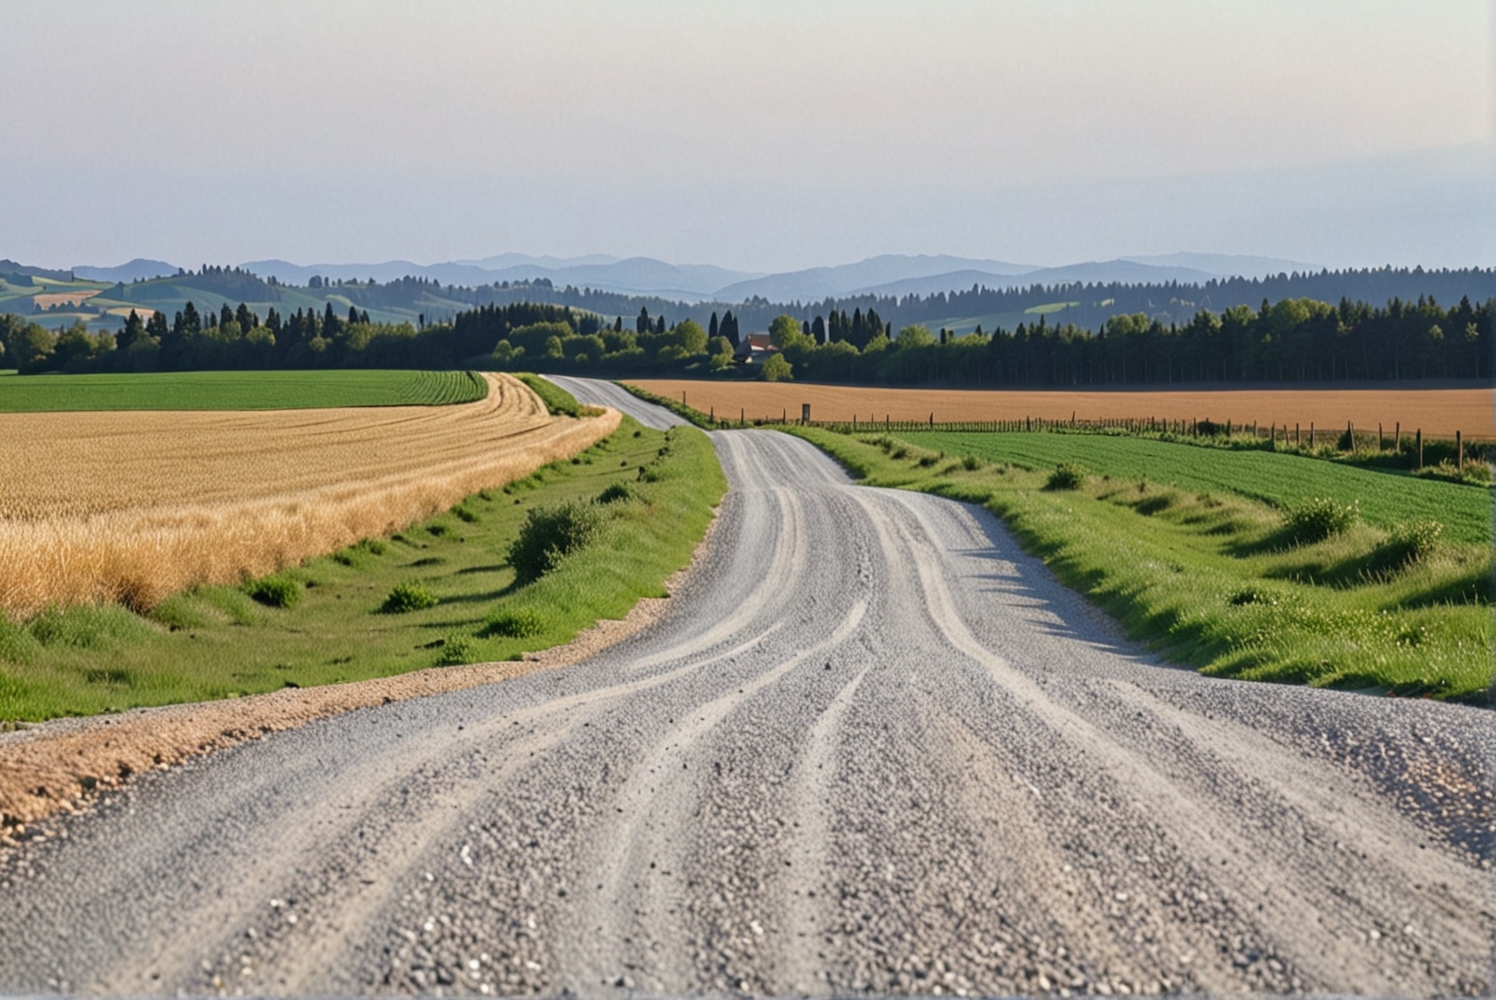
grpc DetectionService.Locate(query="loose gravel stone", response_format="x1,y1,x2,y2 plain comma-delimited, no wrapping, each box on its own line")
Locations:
0,380,1489,998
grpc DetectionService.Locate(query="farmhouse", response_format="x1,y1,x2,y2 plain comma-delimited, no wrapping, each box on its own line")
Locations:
734,333,778,366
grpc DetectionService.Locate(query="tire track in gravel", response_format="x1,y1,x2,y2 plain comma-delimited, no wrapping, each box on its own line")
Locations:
0,379,1489,998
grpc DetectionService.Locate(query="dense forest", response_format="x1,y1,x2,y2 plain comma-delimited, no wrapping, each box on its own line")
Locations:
3,289,1488,387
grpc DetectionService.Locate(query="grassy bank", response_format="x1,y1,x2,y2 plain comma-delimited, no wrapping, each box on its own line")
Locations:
0,415,725,722
902,431,1492,546
0,369,486,411
786,427,1492,703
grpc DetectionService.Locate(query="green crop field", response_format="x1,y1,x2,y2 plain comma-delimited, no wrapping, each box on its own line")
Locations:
0,413,727,722
0,369,487,412
790,427,1492,702
902,431,1492,547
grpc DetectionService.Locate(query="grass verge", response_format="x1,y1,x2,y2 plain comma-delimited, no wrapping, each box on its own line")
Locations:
0,417,725,722
902,430,1492,546
618,382,717,428
785,427,1492,703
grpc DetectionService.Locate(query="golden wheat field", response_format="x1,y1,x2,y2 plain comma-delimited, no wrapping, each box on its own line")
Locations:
631,380,1495,439
0,374,619,615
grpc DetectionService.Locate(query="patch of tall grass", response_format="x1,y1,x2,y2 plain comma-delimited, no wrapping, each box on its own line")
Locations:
0,418,725,722
0,374,618,615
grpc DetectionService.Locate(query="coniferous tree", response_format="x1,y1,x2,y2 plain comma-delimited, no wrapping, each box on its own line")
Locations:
637,307,651,334
709,312,719,340
812,315,826,342
175,302,201,338
118,310,146,350
145,310,168,341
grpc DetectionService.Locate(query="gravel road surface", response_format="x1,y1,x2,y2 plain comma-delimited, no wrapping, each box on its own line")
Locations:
1,380,1490,997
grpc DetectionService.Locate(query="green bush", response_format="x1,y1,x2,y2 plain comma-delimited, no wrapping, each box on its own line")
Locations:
962,454,982,471
248,575,301,608
1381,520,1443,565
481,608,547,638
1285,497,1359,543
435,636,479,667
508,499,606,583
380,582,439,614
762,354,793,382
1044,463,1086,491
597,482,637,504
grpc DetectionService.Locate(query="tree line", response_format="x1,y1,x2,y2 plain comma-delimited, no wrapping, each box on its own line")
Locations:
2,291,1487,386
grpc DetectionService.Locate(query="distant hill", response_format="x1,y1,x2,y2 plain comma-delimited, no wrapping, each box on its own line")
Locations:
0,259,73,281
1119,253,1320,280
713,255,1036,302
846,260,1219,298
239,255,760,300
73,259,180,283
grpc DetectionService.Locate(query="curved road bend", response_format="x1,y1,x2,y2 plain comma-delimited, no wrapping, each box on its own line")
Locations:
0,379,1490,997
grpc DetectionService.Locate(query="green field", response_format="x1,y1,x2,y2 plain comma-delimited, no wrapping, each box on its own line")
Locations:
0,369,487,412
902,431,1492,546
0,414,726,722
789,428,1492,702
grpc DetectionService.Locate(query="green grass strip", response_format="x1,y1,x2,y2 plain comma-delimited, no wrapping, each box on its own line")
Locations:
0,418,725,722
617,382,718,428
786,427,1492,704
516,373,584,417
903,430,1492,547
0,369,487,412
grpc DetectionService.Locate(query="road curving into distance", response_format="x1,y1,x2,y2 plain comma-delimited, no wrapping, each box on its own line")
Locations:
0,378,1491,997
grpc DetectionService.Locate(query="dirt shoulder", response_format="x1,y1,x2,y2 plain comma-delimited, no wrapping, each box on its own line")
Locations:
0,511,719,845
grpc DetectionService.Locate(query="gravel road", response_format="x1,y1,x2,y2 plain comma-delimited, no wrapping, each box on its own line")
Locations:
1,380,1491,997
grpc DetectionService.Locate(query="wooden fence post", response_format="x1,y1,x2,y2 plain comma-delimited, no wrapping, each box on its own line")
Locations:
1310,423,1315,447
1395,422,1400,451
1348,421,1355,454
1378,423,1383,451
1457,430,1463,473
1416,428,1423,469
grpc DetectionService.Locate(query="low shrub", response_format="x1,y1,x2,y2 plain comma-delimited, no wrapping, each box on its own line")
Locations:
1044,463,1086,491
380,582,439,614
247,575,301,608
508,499,607,583
1284,497,1359,543
597,482,637,504
481,608,547,638
435,636,479,667
453,506,479,524
1381,520,1443,565
962,454,982,471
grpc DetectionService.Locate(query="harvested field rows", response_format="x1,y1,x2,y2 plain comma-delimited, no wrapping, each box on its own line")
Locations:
630,380,1495,439
0,373,619,615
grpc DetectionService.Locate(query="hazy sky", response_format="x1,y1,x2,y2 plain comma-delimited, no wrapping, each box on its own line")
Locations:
5,0,1492,271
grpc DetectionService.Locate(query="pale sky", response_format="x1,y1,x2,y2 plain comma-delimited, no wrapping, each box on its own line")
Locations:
4,0,1492,272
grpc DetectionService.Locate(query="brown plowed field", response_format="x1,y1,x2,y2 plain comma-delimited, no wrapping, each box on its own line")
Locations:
0,374,619,615
631,380,1494,439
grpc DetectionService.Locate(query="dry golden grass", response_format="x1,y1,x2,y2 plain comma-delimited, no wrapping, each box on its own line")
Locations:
0,374,619,615
31,290,101,309
632,380,1494,439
